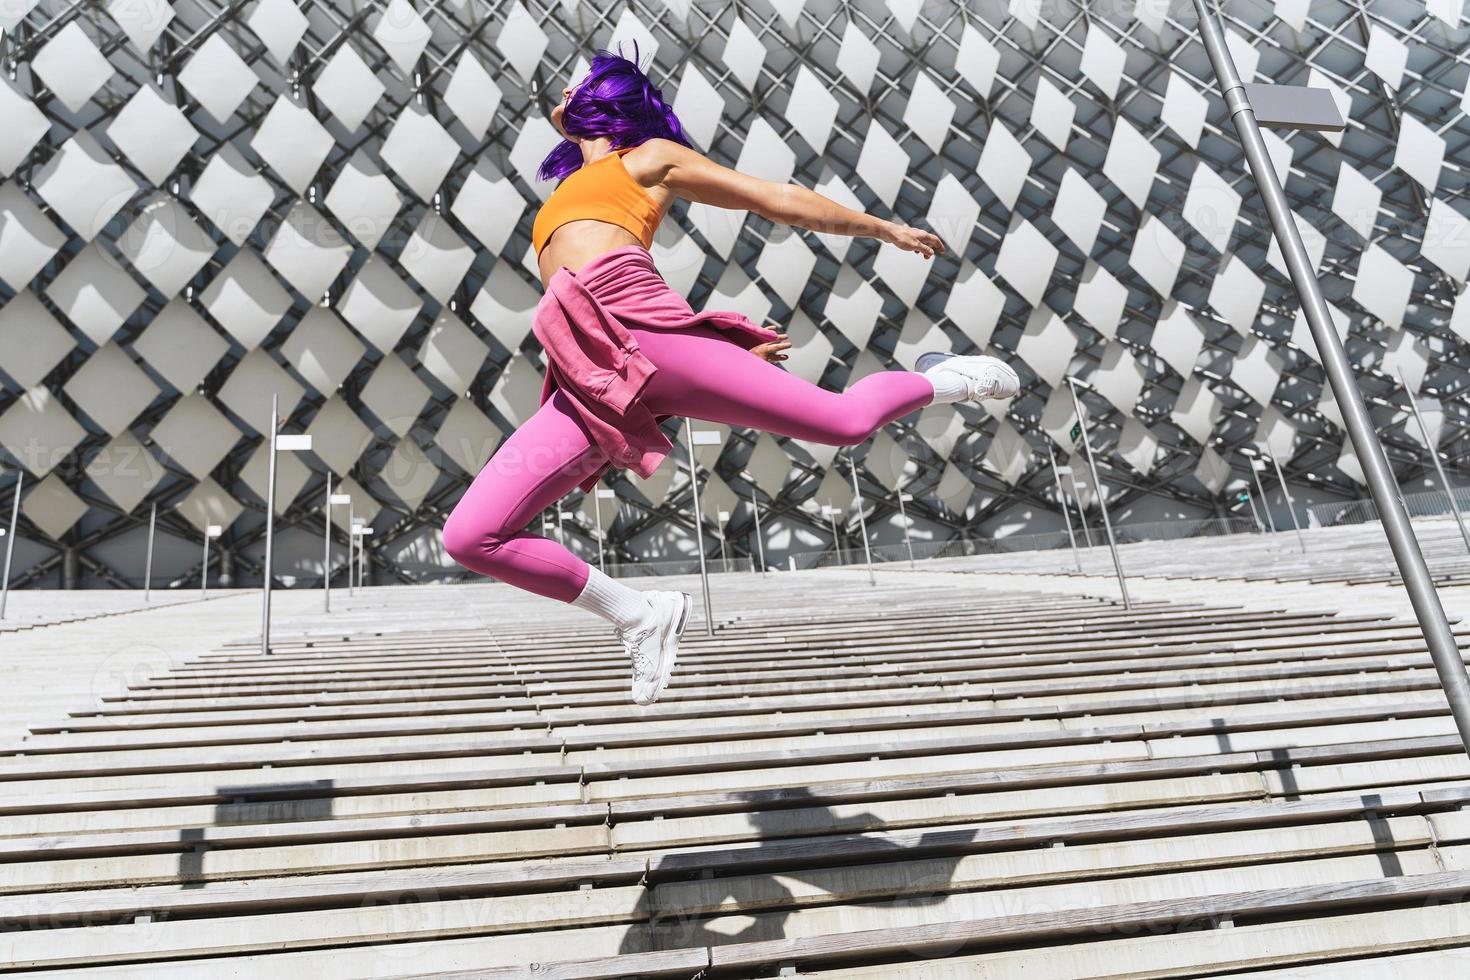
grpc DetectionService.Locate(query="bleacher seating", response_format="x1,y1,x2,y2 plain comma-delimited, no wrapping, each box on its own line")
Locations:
938,519,1470,588
3,564,1470,976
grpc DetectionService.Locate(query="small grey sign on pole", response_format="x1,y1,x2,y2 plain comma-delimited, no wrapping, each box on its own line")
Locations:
1192,0,1470,753
1239,83,1345,133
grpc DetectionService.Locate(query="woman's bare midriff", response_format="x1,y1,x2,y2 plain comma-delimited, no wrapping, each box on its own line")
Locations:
537,220,648,289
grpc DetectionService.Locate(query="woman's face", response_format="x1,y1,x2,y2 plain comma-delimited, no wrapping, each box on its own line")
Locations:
550,85,575,137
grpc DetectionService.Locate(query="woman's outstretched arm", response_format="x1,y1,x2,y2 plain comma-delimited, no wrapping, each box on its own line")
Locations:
644,139,946,259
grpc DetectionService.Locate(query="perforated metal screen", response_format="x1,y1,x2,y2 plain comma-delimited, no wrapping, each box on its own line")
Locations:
0,0,1466,586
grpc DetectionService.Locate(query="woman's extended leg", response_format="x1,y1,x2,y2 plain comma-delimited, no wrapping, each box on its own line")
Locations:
633,324,941,441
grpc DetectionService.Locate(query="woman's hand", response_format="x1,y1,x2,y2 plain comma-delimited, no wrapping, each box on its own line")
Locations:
884,222,946,259
751,332,792,363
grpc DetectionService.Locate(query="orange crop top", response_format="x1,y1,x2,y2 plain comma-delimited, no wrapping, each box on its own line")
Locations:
531,147,663,256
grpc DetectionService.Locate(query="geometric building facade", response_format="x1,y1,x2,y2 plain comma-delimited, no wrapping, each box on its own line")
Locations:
0,0,1466,588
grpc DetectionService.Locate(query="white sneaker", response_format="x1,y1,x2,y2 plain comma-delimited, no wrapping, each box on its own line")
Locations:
915,351,1020,401
618,590,692,705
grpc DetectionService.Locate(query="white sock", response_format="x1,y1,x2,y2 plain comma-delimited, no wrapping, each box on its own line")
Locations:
923,367,969,404
571,566,653,632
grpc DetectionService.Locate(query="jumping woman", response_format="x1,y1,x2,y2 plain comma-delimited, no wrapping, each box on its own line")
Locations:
443,50,1018,705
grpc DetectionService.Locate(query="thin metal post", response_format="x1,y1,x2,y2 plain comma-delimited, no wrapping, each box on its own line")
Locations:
143,503,156,601
1244,490,1266,534
716,515,729,570
347,502,355,597
201,529,211,598
555,507,565,546
0,471,20,619
896,491,915,569
1252,461,1277,533
683,419,714,637
751,491,767,574
826,502,841,565
1067,470,1095,547
1192,0,1470,752
1268,451,1306,553
594,491,606,574
1400,370,1470,557
1066,378,1131,609
1049,450,1082,573
323,474,332,614
261,394,279,657
848,454,876,585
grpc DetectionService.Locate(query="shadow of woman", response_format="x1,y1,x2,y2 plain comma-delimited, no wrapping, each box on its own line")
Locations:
618,786,982,962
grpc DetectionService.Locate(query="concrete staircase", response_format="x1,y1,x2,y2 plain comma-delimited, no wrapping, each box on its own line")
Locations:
3,571,1470,976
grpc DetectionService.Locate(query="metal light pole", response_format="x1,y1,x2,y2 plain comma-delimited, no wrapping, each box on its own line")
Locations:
201,524,221,597
1192,0,1470,752
1251,458,1277,533
346,501,355,596
0,470,20,619
750,491,767,574
684,420,715,637
323,475,332,613
1399,370,1470,557
1067,469,1095,548
824,503,841,565
595,487,616,574
1266,449,1307,553
716,510,730,570
1050,450,1082,573
848,454,876,585
261,400,313,656
356,525,374,588
261,395,280,656
352,518,365,590
896,490,916,568
1243,489,1266,534
1066,378,1130,609
326,492,352,606
143,503,156,601
593,497,605,573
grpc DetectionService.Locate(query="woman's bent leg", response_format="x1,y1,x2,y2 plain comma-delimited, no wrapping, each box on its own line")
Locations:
634,325,936,444
442,389,607,602
442,387,688,703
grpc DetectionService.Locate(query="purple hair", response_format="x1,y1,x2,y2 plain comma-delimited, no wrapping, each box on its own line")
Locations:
537,44,693,182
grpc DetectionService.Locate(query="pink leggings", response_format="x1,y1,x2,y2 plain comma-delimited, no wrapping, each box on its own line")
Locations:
442,325,935,601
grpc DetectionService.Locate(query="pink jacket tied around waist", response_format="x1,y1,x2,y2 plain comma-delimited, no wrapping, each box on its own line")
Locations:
532,244,780,493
